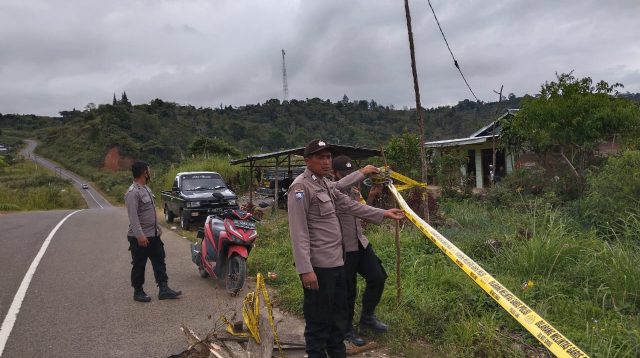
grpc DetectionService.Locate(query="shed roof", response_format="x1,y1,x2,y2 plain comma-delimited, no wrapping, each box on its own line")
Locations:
424,109,519,148
230,144,381,165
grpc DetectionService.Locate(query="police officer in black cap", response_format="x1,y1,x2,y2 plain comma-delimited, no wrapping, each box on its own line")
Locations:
333,155,389,346
125,161,182,302
288,140,404,358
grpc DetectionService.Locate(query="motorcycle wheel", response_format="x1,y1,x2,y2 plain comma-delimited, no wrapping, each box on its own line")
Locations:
225,255,246,296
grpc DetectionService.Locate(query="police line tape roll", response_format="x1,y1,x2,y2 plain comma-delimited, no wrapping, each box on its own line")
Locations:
388,184,589,358
222,273,284,357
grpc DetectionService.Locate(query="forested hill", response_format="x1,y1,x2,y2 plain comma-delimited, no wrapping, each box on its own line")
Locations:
3,94,525,169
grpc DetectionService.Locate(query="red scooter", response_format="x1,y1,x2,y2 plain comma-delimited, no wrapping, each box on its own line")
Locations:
191,209,257,295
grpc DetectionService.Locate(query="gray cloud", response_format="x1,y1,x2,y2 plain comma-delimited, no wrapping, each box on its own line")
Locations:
1,0,639,116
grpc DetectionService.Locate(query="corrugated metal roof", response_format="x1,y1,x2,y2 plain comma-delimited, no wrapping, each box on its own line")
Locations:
424,109,519,148
230,144,381,165
424,135,495,148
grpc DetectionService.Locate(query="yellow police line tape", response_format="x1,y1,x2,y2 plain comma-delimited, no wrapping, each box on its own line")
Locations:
221,273,284,358
387,184,589,358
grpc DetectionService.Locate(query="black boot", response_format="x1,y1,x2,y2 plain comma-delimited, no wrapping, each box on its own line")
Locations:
133,288,151,303
360,314,388,333
158,282,182,300
345,328,366,346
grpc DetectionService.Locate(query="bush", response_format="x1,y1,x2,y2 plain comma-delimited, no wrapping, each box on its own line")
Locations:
581,150,640,237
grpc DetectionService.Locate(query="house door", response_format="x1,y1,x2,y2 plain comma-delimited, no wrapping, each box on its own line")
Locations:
466,150,476,187
481,148,506,186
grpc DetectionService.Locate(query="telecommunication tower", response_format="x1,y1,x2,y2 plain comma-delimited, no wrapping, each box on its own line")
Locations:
281,49,289,102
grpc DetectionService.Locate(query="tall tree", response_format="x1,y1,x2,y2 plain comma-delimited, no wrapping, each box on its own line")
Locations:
501,72,640,177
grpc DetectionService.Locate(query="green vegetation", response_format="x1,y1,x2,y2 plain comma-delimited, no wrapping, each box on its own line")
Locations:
154,155,251,197
501,73,640,182
250,197,640,357
0,139,85,211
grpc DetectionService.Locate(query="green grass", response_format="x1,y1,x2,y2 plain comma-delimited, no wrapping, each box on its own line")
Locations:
0,159,86,211
248,200,640,357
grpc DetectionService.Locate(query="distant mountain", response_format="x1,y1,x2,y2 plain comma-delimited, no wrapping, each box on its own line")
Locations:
0,94,535,168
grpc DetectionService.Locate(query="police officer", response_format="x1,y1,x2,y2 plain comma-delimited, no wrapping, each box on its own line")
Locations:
125,161,181,302
333,155,389,346
287,140,404,358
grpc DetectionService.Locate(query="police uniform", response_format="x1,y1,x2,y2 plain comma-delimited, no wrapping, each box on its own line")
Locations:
125,182,168,291
288,167,385,358
335,169,389,335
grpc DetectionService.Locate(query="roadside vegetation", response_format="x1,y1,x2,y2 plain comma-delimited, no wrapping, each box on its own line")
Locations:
0,134,85,211
250,179,640,357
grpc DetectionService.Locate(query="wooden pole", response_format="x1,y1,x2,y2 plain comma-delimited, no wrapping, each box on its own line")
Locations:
491,85,503,187
273,156,279,214
249,160,254,208
395,218,401,302
403,0,430,222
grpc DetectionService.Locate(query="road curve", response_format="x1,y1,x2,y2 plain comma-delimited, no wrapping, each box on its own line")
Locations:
20,140,112,209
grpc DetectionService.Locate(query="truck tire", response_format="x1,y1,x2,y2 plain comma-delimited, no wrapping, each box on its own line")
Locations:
180,210,191,231
164,205,174,223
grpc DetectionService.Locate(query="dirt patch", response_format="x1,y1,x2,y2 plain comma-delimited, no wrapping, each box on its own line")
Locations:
103,145,134,172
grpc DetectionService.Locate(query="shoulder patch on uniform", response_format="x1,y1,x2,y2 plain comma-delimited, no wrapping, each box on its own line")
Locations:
295,189,304,200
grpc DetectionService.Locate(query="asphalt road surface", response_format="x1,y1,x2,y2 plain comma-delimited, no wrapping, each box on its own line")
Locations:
20,139,111,209
1,142,305,357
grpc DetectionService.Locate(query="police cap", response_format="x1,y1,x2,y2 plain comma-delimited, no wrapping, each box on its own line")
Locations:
303,139,333,158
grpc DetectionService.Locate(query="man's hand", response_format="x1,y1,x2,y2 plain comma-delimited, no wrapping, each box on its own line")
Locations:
383,208,405,220
300,272,319,290
137,235,149,247
360,165,380,176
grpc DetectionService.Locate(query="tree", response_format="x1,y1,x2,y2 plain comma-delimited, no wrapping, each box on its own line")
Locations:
112,93,117,106
501,72,640,178
385,131,422,180
119,91,132,108
188,137,241,157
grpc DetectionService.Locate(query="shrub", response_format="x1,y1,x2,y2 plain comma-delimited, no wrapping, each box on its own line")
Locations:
581,150,640,237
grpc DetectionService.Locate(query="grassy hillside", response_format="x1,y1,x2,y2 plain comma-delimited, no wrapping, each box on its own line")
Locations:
0,136,85,211
0,95,525,171
250,198,640,357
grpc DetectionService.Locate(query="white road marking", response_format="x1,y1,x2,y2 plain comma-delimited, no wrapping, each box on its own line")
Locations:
85,188,104,208
0,210,83,357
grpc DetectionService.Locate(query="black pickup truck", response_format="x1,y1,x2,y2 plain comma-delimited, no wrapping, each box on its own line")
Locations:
161,171,239,230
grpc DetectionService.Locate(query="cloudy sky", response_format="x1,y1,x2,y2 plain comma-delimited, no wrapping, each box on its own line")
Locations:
1,0,639,116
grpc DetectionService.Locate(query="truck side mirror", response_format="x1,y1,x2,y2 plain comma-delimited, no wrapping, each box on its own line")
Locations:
172,186,179,192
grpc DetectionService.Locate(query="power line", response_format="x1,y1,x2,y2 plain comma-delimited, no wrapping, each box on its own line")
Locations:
426,0,480,102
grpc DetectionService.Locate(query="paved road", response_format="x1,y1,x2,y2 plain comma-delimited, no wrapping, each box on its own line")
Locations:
20,140,111,209
0,208,265,357
1,143,305,357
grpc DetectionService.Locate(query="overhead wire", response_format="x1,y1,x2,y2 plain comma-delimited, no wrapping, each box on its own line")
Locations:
426,0,480,102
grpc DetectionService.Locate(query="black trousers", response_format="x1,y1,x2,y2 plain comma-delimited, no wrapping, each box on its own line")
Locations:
344,243,387,329
303,266,348,358
127,236,168,289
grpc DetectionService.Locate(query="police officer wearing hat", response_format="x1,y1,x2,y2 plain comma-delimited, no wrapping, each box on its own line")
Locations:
333,155,389,346
125,161,182,302
287,140,404,358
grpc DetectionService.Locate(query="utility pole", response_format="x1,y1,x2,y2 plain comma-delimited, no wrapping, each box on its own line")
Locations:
491,85,504,187
281,49,289,102
403,0,429,222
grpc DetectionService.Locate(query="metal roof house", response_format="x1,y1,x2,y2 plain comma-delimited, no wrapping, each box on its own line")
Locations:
425,109,518,189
